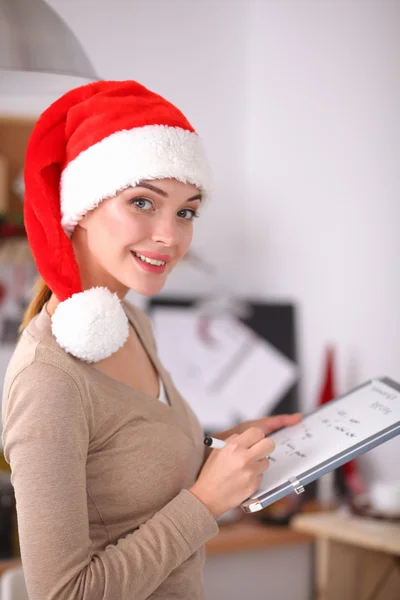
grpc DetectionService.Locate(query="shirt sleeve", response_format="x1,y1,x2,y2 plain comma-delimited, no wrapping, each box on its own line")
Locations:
2,361,218,600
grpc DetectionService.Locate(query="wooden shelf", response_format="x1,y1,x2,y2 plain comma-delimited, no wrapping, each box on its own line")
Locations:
292,511,400,556
0,558,22,577
206,516,313,556
292,511,400,599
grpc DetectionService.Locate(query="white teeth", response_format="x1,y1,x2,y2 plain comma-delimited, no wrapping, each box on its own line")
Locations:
133,252,165,266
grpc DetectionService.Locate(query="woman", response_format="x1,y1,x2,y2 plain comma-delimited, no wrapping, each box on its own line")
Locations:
2,80,300,600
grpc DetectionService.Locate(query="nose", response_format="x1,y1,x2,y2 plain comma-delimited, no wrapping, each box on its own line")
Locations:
151,215,179,247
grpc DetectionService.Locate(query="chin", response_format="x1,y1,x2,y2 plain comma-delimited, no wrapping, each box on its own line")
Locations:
127,279,166,297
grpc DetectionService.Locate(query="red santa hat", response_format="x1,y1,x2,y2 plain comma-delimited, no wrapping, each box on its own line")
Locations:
24,80,211,362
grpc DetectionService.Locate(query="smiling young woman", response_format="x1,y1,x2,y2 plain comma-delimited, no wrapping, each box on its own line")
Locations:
67,178,202,300
2,80,300,600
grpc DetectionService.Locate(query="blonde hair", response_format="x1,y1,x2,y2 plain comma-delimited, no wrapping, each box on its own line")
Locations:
19,276,52,333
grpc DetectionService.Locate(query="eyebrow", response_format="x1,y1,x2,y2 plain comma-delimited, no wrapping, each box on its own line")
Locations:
136,181,202,202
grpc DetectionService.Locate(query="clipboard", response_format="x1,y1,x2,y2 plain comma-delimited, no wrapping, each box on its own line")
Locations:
241,376,400,513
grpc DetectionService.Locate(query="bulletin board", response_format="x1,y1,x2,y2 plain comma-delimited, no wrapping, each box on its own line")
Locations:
147,297,300,424
0,115,36,228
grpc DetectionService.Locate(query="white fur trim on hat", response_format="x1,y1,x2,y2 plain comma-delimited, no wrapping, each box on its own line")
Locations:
60,125,211,236
51,287,129,362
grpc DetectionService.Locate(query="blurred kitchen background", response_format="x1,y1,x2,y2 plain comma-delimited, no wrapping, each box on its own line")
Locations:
0,1,399,598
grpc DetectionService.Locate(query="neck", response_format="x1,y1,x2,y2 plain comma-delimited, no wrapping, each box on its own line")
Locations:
46,294,59,318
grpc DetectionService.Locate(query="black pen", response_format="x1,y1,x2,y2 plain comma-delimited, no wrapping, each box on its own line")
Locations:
204,435,272,458
203,436,226,449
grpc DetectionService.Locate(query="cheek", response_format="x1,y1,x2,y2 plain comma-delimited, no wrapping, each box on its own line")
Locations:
90,203,147,246
178,226,193,256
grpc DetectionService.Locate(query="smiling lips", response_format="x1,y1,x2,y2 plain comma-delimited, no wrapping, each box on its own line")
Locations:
131,250,171,274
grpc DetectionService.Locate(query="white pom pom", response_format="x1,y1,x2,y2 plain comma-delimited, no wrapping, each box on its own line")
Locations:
51,287,129,362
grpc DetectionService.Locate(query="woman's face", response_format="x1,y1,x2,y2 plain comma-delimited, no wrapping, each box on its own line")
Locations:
73,178,202,297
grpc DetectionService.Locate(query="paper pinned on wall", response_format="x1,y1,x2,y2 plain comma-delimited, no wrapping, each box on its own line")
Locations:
151,307,298,429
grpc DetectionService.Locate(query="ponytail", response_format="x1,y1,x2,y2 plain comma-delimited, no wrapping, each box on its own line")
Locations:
19,276,52,332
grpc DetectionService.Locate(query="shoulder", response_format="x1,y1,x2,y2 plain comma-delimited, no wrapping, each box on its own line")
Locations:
2,344,90,461
4,322,85,392
2,327,88,431
3,345,85,411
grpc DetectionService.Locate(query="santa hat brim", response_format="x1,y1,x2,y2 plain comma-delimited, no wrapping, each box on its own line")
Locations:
60,124,211,236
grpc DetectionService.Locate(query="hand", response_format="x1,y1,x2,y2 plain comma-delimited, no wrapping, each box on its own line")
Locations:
216,412,302,440
190,427,275,519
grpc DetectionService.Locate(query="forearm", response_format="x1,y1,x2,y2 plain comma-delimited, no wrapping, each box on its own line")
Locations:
15,486,217,600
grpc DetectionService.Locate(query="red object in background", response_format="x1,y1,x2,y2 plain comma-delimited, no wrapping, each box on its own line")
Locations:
0,281,5,306
318,346,336,406
0,222,26,237
318,346,365,496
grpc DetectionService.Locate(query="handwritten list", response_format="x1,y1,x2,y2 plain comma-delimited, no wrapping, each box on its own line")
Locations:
250,379,400,498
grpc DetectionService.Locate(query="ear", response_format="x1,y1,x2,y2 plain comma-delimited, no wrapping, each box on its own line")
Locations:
76,212,89,230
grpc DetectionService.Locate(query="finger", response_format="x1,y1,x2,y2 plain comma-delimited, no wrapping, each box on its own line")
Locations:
234,427,265,449
262,413,302,434
224,433,239,444
285,413,302,424
255,457,270,475
248,436,275,460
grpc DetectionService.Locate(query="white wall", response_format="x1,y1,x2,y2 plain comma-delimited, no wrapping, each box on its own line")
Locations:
242,0,400,483
1,0,399,480
245,0,400,397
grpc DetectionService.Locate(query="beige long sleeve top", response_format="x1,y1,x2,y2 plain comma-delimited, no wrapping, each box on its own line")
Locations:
2,300,218,600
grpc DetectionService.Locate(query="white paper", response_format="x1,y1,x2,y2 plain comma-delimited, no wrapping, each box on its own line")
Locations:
251,379,400,498
152,307,298,428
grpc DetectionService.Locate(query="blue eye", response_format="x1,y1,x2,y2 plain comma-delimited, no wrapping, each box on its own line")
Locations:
132,198,153,211
178,209,200,221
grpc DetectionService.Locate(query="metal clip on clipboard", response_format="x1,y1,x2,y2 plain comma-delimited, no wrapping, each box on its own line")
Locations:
241,476,306,513
288,476,305,495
